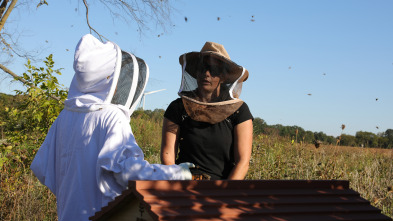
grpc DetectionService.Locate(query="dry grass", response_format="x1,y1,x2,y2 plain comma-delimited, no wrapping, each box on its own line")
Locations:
1,120,392,220
1,163,57,220
248,134,393,218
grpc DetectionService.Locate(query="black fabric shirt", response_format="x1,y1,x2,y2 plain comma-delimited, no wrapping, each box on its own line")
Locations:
164,98,253,180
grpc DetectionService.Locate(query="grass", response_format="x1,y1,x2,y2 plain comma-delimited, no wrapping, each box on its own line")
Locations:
1,117,392,220
0,156,57,220
248,134,393,218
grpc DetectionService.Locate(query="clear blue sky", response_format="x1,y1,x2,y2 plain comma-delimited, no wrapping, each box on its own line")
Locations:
2,0,393,137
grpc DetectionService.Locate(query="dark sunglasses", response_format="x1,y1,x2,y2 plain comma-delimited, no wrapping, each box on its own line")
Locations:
198,57,227,77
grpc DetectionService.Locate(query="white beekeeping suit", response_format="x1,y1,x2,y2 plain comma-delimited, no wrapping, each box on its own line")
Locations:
30,34,193,221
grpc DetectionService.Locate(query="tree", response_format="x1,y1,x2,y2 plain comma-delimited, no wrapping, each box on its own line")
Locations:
0,0,27,68
0,0,18,33
355,131,378,148
340,134,356,147
253,117,267,135
303,131,315,143
382,129,393,148
378,136,389,149
1,54,67,169
314,131,327,143
5,54,67,145
0,0,174,91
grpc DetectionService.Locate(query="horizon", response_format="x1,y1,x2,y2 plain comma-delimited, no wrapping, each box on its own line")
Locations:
0,91,389,139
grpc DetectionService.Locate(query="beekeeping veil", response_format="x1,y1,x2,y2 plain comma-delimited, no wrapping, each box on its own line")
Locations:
66,34,149,117
178,42,249,124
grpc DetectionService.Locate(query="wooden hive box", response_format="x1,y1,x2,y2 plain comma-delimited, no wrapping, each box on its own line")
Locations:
90,180,392,221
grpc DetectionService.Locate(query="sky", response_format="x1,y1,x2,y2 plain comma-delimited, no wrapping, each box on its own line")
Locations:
1,0,393,137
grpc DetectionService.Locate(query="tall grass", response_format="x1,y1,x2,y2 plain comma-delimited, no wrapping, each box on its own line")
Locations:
1,117,392,220
248,134,393,217
0,150,57,220
130,112,163,160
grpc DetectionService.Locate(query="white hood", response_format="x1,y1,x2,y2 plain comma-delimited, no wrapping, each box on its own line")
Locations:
30,34,191,221
65,34,148,118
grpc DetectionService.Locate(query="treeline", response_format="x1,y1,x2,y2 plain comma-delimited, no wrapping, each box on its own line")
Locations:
130,109,393,149
2,92,392,149
253,117,393,149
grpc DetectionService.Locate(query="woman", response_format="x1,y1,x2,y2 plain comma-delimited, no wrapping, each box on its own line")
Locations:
161,42,253,180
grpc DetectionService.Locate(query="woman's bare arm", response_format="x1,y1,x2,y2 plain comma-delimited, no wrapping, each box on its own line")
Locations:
160,117,180,165
227,119,253,180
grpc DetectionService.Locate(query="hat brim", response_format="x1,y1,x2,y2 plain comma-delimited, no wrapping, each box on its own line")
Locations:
179,52,248,83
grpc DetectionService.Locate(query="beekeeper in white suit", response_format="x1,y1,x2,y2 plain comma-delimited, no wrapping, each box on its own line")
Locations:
30,34,194,221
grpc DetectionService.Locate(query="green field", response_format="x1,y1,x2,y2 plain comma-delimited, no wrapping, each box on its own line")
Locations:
1,113,392,220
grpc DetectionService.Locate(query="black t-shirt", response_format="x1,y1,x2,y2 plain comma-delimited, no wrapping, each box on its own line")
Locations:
164,98,253,179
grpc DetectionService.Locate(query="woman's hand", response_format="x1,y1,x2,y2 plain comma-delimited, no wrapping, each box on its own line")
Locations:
160,117,180,165
227,119,253,180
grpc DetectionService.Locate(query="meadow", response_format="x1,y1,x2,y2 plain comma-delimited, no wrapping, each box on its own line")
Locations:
1,113,392,220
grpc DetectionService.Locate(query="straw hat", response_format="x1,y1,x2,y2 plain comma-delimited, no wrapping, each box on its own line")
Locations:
179,42,249,83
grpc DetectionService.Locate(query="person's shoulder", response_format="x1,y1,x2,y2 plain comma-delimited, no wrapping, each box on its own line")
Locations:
172,97,183,104
164,97,184,124
100,105,124,115
96,105,129,122
238,101,251,112
167,97,183,110
232,100,253,124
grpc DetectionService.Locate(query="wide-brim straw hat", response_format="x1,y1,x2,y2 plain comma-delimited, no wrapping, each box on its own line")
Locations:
179,42,249,83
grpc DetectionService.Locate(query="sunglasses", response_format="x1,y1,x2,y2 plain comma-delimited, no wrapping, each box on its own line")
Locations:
198,56,227,77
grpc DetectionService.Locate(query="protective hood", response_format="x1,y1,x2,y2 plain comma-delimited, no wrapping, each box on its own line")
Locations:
65,34,149,118
178,53,247,124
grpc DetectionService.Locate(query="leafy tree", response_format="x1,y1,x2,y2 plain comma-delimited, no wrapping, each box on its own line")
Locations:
253,117,267,135
132,108,165,123
303,131,315,143
1,54,66,169
381,129,393,149
314,131,327,142
340,134,356,147
0,92,24,140
5,54,67,145
312,131,335,145
378,136,389,149
325,136,336,145
355,131,378,148
263,126,280,137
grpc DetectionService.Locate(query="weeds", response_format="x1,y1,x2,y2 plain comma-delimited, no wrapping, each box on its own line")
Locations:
1,118,392,220
248,135,393,218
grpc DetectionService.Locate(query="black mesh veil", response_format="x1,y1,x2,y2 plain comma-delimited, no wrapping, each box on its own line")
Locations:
111,51,149,116
177,53,247,124
178,53,245,102
111,51,135,106
129,57,149,114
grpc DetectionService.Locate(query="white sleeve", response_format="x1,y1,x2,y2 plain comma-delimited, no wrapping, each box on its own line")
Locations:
30,120,58,195
97,113,190,199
